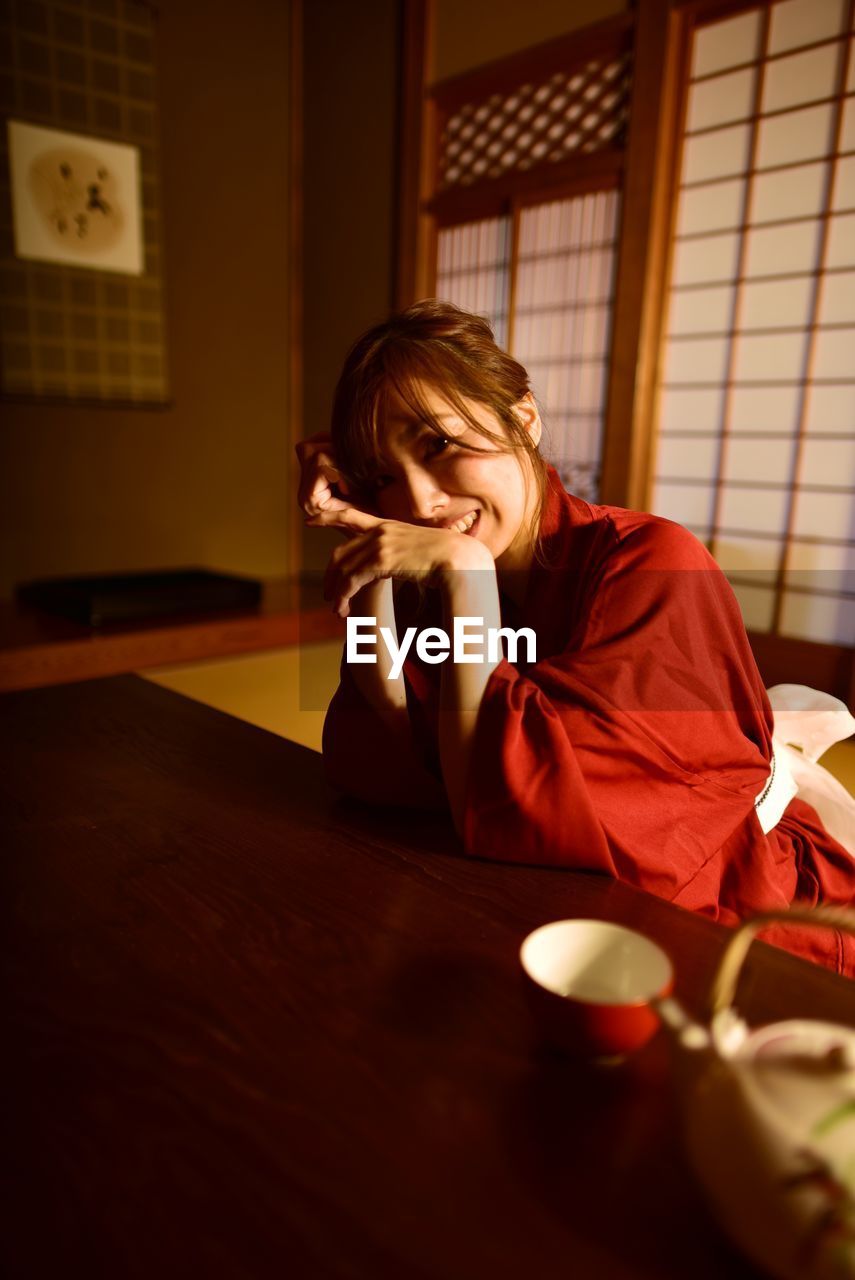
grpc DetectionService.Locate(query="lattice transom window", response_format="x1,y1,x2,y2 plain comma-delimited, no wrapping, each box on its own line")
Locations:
650,0,855,646
439,55,630,190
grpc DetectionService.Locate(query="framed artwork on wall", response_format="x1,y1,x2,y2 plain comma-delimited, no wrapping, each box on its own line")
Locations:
9,120,144,276
0,0,169,406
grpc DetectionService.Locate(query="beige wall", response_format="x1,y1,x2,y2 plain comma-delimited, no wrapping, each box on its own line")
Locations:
299,0,400,575
433,0,629,81
0,0,293,600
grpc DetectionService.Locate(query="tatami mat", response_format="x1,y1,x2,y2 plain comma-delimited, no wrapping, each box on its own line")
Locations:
142,639,343,752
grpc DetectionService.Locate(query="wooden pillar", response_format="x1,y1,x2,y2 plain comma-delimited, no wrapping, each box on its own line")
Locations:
599,0,687,510
395,0,437,308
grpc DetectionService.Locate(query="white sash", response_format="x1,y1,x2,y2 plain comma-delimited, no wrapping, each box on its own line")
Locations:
754,743,798,835
757,684,855,859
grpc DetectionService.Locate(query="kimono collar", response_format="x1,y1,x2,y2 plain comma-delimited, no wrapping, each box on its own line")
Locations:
502,466,600,655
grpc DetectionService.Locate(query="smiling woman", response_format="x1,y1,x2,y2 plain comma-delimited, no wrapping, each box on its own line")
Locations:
296,299,855,977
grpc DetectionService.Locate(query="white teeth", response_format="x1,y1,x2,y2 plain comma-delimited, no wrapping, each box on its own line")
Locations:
451,511,478,533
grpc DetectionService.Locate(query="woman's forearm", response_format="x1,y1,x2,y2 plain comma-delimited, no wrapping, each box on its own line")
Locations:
325,577,446,809
438,564,503,833
347,578,408,731
325,553,503,825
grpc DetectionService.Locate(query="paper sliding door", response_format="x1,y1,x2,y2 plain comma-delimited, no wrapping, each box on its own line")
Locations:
436,188,621,501
651,0,855,647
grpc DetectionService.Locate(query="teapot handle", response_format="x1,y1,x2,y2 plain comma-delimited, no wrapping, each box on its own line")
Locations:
709,904,855,1020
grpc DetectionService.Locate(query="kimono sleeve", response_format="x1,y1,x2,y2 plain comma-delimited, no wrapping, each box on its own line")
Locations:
462,518,774,900
322,652,445,807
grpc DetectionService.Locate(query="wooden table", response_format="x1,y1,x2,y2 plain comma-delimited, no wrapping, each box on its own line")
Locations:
3,676,854,1280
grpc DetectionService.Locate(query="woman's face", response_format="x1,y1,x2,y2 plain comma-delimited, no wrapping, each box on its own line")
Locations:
366,381,542,574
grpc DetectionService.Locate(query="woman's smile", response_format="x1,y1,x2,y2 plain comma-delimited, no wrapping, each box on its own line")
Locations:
371,382,540,578
458,509,480,535
442,510,480,534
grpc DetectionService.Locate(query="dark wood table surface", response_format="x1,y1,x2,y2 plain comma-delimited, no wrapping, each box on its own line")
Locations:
3,675,854,1280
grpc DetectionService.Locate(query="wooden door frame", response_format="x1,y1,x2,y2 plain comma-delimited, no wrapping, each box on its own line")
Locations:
395,0,437,307
598,0,688,509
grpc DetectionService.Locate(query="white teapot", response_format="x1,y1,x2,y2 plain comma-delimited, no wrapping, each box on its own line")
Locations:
657,906,855,1280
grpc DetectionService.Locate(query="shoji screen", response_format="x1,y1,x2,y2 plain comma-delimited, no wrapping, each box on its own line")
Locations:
436,217,511,348
436,190,621,501
651,0,855,646
514,191,620,500
428,18,633,503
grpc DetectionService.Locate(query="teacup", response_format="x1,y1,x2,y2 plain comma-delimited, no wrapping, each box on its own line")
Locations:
520,919,673,1060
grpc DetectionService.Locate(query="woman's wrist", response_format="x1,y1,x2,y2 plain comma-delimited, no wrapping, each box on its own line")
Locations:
354,576,393,615
438,536,495,577
348,578,409,727
438,538,500,621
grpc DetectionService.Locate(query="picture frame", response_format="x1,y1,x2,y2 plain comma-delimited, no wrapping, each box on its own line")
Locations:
8,120,144,277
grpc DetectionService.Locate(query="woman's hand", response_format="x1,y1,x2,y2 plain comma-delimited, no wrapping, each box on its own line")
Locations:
306,505,493,618
295,432,355,519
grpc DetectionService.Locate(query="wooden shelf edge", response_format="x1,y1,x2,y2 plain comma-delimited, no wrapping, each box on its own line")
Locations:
0,608,344,693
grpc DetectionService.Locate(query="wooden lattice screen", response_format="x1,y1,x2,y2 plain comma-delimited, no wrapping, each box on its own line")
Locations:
438,52,631,192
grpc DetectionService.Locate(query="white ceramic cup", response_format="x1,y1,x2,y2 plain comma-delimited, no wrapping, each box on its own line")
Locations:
520,919,674,1058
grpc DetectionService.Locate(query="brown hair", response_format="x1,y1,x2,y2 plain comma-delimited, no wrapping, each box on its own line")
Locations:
330,299,549,551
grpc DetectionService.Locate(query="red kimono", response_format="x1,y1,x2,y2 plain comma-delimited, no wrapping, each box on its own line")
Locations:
328,468,855,975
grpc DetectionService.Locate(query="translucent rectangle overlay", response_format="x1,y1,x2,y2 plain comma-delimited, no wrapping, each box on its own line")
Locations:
296,568,854,713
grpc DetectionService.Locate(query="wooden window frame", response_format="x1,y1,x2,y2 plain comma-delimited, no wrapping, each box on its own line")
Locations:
398,4,635,506
397,3,663,508
430,171,623,352
396,5,633,302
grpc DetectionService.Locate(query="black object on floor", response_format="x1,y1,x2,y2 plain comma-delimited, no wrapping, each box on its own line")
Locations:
17,568,262,627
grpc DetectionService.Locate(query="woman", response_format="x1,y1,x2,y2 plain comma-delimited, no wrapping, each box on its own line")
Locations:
298,300,855,975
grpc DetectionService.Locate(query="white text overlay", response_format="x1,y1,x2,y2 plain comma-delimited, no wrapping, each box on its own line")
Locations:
345,616,537,680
